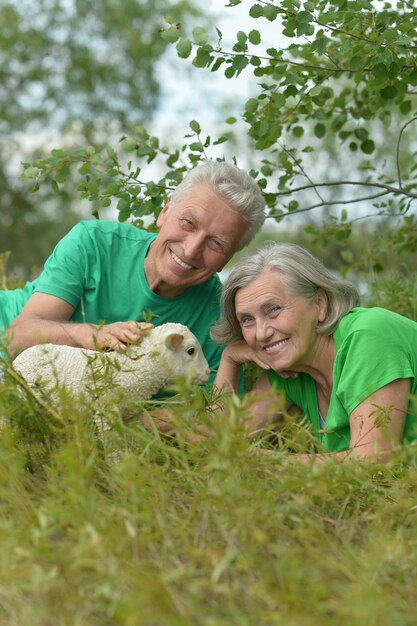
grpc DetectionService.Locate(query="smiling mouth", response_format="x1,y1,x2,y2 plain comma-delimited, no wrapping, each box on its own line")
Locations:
170,250,195,271
264,338,289,353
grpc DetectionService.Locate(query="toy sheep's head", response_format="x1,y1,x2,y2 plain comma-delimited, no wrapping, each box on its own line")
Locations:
143,323,211,383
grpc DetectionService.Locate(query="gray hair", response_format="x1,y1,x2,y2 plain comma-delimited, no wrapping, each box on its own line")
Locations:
211,242,360,344
170,160,266,250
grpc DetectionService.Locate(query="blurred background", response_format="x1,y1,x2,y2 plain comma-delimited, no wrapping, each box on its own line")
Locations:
2,0,417,315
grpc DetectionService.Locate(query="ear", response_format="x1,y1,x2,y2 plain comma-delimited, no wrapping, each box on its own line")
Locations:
164,333,184,351
156,197,172,228
317,289,328,323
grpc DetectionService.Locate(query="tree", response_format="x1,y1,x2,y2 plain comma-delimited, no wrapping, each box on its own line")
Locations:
0,0,199,276
23,0,417,279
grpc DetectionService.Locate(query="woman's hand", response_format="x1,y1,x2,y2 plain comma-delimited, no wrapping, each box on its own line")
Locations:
221,339,271,370
214,339,269,394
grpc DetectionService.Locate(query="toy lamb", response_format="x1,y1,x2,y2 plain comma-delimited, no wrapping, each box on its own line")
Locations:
12,323,210,403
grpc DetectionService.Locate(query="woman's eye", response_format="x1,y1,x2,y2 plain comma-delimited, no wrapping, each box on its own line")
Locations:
239,316,253,326
269,305,281,315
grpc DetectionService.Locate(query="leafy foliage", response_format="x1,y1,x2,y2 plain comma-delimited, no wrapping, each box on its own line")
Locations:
21,0,417,278
166,0,417,224
0,0,201,275
1,365,417,624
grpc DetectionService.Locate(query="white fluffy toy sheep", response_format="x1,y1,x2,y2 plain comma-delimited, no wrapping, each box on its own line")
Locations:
12,323,210,404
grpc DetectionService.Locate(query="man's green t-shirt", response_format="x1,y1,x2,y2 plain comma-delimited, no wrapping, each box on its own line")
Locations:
268,307,417,452
0,220,223,382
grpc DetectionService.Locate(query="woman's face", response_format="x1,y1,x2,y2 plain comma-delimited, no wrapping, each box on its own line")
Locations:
234,268,327,372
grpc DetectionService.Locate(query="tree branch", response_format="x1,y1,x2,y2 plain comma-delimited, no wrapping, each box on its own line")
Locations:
274,180,417,199
396,115,417,189
270,190,392,219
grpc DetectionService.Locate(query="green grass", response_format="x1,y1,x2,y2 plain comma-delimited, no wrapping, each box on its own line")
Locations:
0,371,417,626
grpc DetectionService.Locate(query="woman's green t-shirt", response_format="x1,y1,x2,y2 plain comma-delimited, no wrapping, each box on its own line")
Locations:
268,307,417,452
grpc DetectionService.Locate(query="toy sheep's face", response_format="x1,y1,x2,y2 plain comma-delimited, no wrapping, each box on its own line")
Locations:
145,183,248,297
164,331,210,383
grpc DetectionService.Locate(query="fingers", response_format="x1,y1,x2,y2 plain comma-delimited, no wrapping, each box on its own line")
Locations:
276,370,299,379
94,321,154,351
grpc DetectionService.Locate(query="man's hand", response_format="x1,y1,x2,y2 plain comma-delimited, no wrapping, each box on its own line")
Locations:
7,292,155,356
90,321,153,352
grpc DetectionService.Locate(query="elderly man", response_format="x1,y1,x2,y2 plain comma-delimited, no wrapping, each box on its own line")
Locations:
2,160,265,384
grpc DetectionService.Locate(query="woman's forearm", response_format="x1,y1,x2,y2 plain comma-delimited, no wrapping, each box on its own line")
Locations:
213,352,241,393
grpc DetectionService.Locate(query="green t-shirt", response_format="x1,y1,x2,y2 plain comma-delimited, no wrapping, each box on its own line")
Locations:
268,307,417,452
0,220,223,382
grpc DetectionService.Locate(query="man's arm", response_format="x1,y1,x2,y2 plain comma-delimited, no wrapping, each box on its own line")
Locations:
6,292,152,357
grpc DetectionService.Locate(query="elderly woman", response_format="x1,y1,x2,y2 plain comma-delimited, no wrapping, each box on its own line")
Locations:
211,243,417,460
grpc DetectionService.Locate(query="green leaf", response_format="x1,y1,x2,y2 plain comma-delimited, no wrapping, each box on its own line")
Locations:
263,5,279,21
189,142,204,152
211,57,226,72
192,26,208,45
380,85,398,99
249,4,264,18
56,163,70,183
372,63,387,82
51,180,60,194
233,55,249,76
225,116,237,124
117,193,131,212
261,164,272,176
120,138,137,152
409,67,417,85
245,98,258,114
161,26,180,44
213,136,229,145
388,62,400,80
314,123,326,138
292,126,304,137
176,38,192,59
354,128,369,141
298,10,313,23
51,149,67,158
249,29,261,45
21,166,42,179
193,48,213,68
341,249,353,262
284,85,298,97
400,100,412,115
189,120,201,134
361,139,375,154
78,162,91,175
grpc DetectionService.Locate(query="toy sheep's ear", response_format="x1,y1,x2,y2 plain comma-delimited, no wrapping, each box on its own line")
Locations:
164,333,185,351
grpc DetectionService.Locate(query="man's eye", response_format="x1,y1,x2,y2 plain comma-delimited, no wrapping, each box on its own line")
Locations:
208,239,225,253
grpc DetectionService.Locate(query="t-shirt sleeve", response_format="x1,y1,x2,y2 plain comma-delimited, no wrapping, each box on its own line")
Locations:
335,327,414,415
34,222,90,307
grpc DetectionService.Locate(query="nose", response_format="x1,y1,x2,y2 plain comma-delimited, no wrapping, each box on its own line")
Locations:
256,318,274,342
183,233,205,259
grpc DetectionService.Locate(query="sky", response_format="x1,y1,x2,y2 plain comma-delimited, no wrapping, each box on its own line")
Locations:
152,0,281,157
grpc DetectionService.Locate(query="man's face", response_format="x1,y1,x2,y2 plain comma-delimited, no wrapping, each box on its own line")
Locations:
144,183,248,297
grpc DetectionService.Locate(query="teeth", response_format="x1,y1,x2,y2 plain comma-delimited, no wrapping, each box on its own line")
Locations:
265,339,288,353
171,251,193,270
